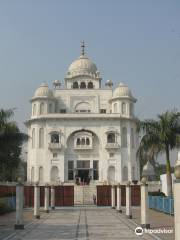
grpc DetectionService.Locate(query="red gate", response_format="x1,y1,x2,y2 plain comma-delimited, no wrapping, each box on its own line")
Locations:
55,186,74,206
96,185,111,206
96,185,140,206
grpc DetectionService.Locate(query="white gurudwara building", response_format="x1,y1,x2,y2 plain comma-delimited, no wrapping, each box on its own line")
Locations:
26,43,140,185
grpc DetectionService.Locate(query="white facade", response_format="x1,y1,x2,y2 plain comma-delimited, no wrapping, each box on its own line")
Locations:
26,46,140,185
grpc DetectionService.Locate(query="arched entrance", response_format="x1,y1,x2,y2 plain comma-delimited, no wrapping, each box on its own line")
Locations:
65,129,100,184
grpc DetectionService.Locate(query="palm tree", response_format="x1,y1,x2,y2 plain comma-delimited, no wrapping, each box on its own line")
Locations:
137,110,180,196
0,109,28,181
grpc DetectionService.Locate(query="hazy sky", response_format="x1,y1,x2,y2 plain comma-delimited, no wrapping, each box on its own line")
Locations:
0,0,180,135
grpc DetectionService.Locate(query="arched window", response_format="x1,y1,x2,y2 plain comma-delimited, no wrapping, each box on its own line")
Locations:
86,138,90,145
87,82,93,89
122,127,127,147
32,104,36,116
73,82,79,89
40,102,45,115
114,103,118,113
39,128,44,148
107,133,115,143
39,167,43,182
51,133,59,143
81,138,85,145
49,103,53,113
130,103,133,116
77,138,80,145
122,166,128,181
80,82,86,89
31,167,34,182
32,128,35,148
131,128,134,148
50,166,59,182
122,102,126,115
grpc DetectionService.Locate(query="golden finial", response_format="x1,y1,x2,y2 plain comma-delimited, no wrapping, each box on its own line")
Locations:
81,40,85,55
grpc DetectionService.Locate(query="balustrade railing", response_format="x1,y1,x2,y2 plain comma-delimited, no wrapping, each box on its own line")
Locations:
148,196,174,215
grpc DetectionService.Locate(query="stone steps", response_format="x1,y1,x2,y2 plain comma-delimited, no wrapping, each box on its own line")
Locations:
74,185,97,205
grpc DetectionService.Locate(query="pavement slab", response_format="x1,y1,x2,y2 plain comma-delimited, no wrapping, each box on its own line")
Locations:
0,206,173,240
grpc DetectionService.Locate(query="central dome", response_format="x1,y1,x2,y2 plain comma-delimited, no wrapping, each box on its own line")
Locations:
67,55,98,78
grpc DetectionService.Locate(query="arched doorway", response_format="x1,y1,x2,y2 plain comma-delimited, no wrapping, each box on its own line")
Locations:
65,129,100,184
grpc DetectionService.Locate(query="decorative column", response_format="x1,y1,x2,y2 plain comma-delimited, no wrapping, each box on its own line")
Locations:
34,182,40,219
141,177,150,228
111,185,115,209
51,185,55,210
14,178,24,229
116,183,122,213
44,184,49,213
174,152,180,240
126,181,132,219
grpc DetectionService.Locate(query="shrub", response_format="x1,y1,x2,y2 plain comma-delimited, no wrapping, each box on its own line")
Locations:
148,191,166,196
2,192,16,197
0,202,12,215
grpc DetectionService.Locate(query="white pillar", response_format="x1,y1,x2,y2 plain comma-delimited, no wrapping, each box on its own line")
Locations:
44,185,49,213
141,182,150,228
116,184,122,213
34,183,40,219
111,185,115,209
126,182,132,219
14,181,24,229
174,180,180,239
51,186,55,210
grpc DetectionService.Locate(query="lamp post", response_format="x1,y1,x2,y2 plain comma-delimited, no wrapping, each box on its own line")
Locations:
126,181,132,219
141,160,155,229
44,183,50,213
116,183,122,213
14,177,24,229
174,151,180,240
111,185,116,209
34,181,40,219
51,184,55,210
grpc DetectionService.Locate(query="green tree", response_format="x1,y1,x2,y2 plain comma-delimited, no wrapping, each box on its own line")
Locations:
0,109,27,181
137,110,180,196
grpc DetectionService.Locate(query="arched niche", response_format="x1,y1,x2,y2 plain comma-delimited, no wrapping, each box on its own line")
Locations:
108,166,115,184
50,166,59,182
75,102,91,113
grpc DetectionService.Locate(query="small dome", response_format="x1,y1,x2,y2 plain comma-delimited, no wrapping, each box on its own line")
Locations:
34,83,53,98
113,83,133,98
142,161,155,177
67,55,98,77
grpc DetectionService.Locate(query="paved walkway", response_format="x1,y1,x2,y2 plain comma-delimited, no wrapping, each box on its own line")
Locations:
0,206,173,240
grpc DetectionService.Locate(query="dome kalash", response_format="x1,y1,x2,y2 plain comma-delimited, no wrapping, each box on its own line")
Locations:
65,42,100,79
67,55,98,78
113,83,136,102
33,83,53,98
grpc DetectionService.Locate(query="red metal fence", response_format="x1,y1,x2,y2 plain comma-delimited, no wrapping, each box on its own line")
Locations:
96,185,140,206
0,185,74,207
1,184,140,207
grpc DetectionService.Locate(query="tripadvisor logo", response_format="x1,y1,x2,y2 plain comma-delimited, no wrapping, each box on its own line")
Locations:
135,227,143,236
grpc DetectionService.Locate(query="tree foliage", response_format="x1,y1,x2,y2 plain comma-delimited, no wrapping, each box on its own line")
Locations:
137,110,180,195
0,109,27,181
